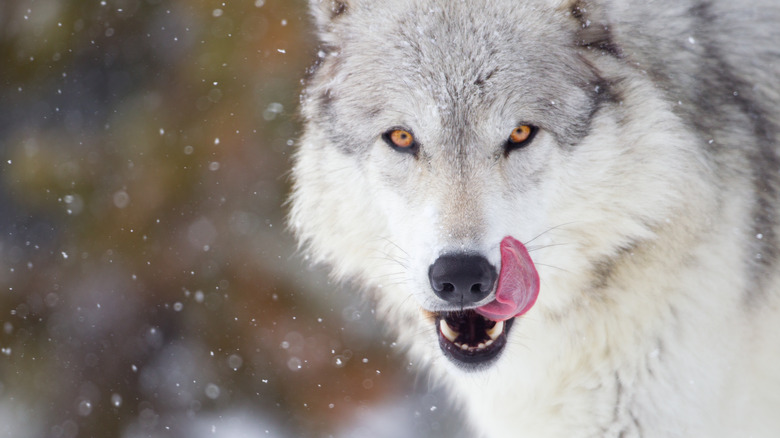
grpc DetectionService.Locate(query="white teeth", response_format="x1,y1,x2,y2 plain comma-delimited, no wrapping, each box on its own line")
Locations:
487,320,505,340
440,319,459,342
453,339,494,351
440,317,504,351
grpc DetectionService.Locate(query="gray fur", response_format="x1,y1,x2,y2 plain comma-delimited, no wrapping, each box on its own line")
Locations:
290,0,780,436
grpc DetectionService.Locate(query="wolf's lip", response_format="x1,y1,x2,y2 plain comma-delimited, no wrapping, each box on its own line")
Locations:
435,310,514,368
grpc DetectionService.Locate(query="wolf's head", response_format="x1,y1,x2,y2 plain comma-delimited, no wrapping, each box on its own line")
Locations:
289,0,709,372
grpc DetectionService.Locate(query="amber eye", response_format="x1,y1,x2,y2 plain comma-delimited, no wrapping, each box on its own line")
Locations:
389,129,414,148
383,128,418,154
509,125,533,143
505,124,538,153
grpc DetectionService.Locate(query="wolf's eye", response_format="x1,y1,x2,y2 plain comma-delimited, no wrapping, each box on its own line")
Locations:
383,128,418,153
390,129,414,148
505,125,538,152
509,126,532,143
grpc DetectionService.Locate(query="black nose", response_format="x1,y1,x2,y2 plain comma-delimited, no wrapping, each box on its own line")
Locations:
428,254,497,306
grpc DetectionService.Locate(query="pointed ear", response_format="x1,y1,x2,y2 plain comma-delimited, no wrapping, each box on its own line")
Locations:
309,0,352,43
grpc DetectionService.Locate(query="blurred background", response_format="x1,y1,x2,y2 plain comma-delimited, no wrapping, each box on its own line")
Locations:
0,1,467,437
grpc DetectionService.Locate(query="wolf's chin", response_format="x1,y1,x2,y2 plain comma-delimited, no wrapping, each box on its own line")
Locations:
435,310,514,369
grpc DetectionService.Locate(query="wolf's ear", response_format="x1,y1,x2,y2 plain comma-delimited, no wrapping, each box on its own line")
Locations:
309,0,352,43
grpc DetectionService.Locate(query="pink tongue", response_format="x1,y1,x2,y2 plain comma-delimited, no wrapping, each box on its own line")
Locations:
476,236,540,321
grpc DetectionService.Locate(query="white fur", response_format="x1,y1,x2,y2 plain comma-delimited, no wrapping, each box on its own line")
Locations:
290,0,780,436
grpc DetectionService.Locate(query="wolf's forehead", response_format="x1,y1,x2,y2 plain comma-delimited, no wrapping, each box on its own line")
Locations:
344,2,572,104
309,0,596,151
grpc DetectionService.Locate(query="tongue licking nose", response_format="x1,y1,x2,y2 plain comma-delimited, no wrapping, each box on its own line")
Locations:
476,236,540,321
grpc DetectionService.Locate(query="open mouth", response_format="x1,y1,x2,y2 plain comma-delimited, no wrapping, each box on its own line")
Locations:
436,310,514,368
431,236,537,369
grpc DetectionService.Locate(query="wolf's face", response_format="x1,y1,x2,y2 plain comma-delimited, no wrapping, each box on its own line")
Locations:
291,0,705,371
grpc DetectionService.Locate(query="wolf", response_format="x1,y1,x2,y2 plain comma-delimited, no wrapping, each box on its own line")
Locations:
288,0,780,436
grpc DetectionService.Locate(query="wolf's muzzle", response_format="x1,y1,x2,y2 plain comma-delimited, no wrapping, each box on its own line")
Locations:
428,254,497,306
